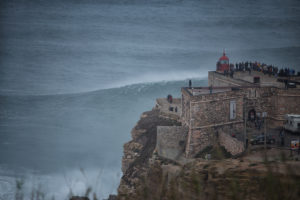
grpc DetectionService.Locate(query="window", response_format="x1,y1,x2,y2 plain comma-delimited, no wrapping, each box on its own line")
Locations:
230,100,236,120
220,60,229,64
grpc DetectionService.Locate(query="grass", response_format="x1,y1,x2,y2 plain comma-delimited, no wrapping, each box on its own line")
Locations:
128,152,300,200
11,168,108,200
11,156,300,200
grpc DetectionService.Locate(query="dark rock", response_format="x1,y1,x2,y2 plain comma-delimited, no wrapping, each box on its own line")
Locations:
107,194,117,200
70,196,89,200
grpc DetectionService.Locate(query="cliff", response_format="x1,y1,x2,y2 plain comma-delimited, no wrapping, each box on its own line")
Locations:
118,109,181,196
116,109,300,200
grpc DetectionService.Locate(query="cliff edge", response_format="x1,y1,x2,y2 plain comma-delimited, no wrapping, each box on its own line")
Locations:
116,108,300,200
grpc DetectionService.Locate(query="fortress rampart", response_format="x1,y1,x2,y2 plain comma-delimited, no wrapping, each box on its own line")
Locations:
155,70,300,159
208,71,253,87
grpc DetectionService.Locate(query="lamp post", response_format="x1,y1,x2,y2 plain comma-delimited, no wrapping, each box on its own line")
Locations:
243,100,246,149
243,99,255,152
262,112,268,150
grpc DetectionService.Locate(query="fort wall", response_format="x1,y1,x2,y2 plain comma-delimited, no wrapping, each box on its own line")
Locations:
182,88,245,157
208,71,253,87
156,98,181,120
208,71,286,88
190,91,244,128
270,88,300,126
219,131,244,156
209,71,300,127
185,123,244,157
181,85,300,157
156,126,188,160
156,71,300,159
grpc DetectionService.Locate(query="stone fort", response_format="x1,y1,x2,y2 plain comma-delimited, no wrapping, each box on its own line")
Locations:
155,53,300,159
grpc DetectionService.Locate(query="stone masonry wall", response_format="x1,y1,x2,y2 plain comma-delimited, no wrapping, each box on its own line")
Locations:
271,88,300,126
186,123,244,157
156,126,188,160
182,89,245,157
182,73,300,157
208,71,253,87
186,128,214,157
243,87,274,120
156,98,182,119
181,88,191,126
242,87,300,127
191,93,244,128
208,70,300,127
219,131,244,156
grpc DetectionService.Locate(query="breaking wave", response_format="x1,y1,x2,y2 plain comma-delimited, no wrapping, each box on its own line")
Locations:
0,78,207,199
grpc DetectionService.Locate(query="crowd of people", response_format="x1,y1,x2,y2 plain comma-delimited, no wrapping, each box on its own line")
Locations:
227,61,298,77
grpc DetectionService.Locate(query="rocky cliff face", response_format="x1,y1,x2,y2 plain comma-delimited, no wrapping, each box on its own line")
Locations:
117,109,300,200
118,109,181,198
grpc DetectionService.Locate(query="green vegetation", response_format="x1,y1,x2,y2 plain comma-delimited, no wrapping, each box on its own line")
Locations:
12,168,103,200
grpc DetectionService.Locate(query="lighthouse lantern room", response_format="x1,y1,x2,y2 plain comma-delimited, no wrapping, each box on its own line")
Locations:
216,51,230,72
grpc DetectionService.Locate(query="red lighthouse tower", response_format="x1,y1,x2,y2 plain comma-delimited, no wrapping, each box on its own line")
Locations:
216,51,230,72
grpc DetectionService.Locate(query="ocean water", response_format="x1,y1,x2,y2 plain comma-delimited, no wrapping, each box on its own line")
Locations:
0,0,299,199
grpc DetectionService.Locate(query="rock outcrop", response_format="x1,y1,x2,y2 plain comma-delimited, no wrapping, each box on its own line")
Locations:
119,109,181,197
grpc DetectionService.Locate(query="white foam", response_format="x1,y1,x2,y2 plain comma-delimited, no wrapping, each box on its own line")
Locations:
0,167,122,200
104,70,208,90
0,71,209,96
